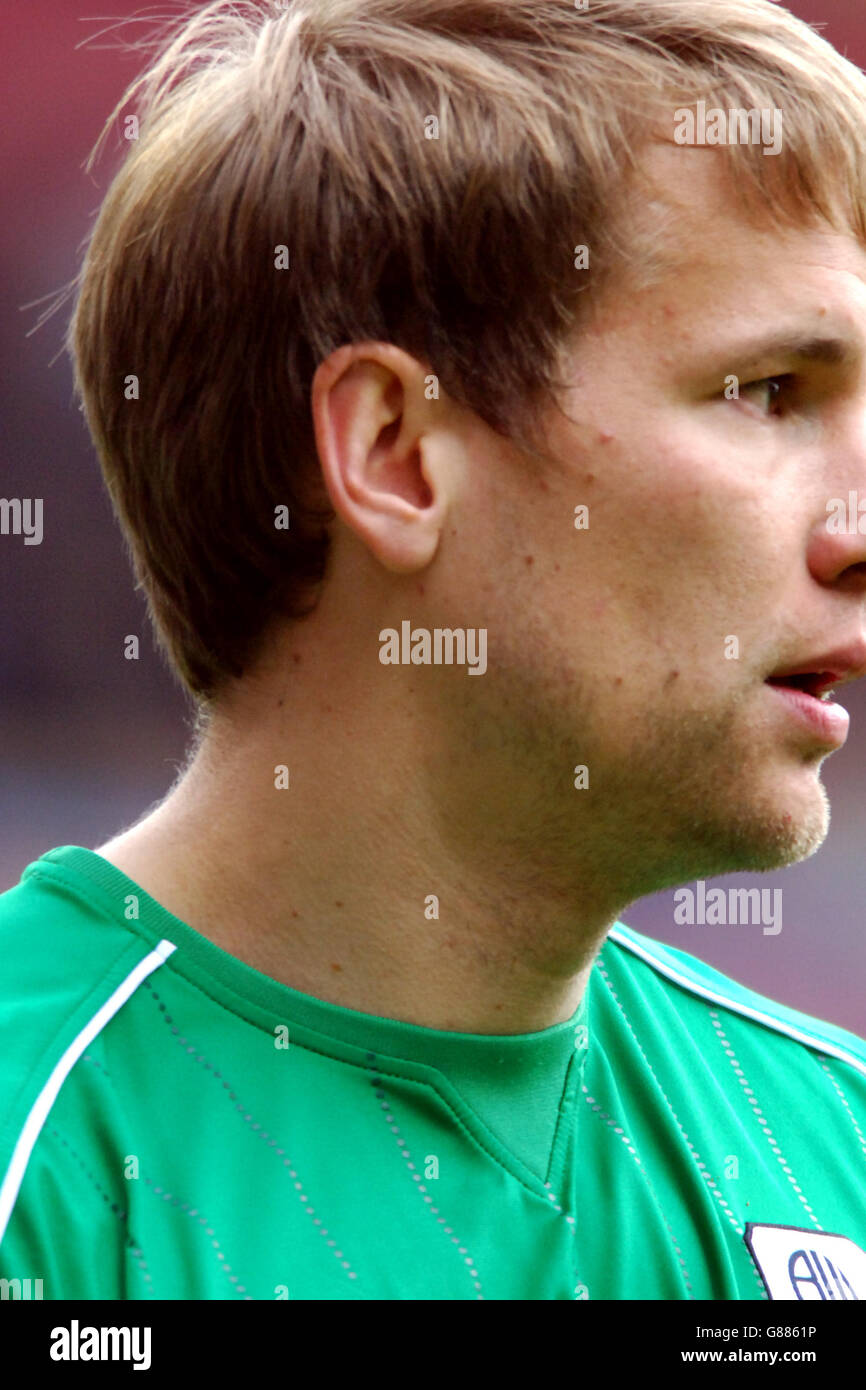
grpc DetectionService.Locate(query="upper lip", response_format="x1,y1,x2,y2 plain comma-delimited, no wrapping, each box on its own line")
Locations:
767,642,866,694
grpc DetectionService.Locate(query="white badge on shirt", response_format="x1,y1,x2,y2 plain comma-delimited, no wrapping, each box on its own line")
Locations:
745,1224,866,1300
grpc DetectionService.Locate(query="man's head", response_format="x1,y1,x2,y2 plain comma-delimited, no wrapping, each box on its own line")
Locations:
69,0,866,900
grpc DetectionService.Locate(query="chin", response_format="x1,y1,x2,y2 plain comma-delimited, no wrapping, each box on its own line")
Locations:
657,767,831,882
715,779,831,874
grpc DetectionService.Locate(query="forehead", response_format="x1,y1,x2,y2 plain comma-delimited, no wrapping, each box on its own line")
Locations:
593,142,866,341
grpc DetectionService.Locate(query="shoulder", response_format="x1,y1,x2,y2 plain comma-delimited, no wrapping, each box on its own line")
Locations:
0,848,158,1047
594,923,866,1258
0,850,172,1229
599,920,866,1079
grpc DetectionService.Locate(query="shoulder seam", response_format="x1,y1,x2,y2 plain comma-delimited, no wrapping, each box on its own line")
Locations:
607,925,866,1081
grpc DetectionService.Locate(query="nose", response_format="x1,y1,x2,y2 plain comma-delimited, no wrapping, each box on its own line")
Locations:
808,491,866,597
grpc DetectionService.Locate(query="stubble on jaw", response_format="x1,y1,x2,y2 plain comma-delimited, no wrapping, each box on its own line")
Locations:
612,680,833,889
454,628,832,906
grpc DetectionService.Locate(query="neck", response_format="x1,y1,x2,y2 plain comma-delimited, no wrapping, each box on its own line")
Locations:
98,689,623,1035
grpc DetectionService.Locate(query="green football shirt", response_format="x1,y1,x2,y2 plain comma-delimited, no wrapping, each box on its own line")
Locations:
1,845,865,1301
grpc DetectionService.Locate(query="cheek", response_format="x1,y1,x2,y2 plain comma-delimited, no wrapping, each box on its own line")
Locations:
503,424,782,661
588,437,773,596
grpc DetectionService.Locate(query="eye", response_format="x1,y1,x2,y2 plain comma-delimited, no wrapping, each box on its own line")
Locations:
737,374,794,416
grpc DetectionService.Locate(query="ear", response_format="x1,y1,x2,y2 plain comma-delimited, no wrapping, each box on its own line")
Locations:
311,342,451,574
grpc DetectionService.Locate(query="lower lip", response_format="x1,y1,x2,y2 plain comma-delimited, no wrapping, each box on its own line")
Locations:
765,683,850,746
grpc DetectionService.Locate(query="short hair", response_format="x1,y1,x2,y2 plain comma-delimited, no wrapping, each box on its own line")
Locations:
68,0,866,702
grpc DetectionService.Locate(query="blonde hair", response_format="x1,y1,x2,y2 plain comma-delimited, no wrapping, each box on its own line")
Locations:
68,0,866,701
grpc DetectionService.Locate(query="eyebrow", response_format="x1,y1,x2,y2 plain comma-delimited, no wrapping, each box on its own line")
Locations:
723,332,858,372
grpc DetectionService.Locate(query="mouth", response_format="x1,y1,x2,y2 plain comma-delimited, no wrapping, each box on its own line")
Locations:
764,672,850,747
762,643,866,748
764,671,838,703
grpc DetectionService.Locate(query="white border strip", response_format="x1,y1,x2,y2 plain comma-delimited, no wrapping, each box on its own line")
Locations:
0,938,177,1246
609,926,866,1081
